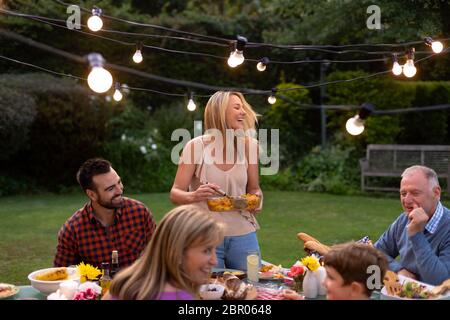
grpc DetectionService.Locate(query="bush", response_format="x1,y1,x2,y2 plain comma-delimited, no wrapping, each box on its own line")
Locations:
261,81,317,167
295,145,359,195
0,73,116,192
0,87,37,161
102,102,196,193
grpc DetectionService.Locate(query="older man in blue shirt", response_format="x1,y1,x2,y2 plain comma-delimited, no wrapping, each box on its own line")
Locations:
375,165,450,285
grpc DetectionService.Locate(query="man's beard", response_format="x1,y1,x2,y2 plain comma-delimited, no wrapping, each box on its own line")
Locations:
98,195,123,209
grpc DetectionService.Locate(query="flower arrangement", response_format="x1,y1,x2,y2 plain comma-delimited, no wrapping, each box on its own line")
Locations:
47,280,102,300
300,256,320,272
288,261,306,292
76,262,102,283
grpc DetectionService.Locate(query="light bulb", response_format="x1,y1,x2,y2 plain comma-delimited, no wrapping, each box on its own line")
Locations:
431,41,443,53
392,61,402,76
133,49,143,63
403,59,417,78
87,15,103,32
113,89,123,101
268,95,277,104
257,62,266,72
87,66,113,93
346,115,365,136
187,98,196,111
227,50,244,68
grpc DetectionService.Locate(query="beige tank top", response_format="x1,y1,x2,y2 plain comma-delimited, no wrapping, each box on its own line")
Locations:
183,135,260,236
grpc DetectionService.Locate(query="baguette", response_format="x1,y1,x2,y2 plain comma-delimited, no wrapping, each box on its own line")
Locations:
35,267,68,281
303,240,331,256
297,232,321,244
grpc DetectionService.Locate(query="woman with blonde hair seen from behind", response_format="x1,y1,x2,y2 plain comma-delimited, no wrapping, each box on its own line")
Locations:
103,205,224,300
170,91,263,271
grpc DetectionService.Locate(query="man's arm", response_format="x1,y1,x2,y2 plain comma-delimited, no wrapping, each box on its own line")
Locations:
53,224,79,267
410,233,450,285
143,207,156,244
374,218,403,272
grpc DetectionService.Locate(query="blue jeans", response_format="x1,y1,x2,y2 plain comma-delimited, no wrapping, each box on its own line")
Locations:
215,232,260,271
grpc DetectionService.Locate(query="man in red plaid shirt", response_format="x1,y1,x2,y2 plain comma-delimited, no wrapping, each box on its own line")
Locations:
54,158,156,270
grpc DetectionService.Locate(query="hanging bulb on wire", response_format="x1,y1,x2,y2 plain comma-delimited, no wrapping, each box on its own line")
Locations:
187,92,196,111
424,37,444,54
227,35,247,68
268,88,277,104
87,7,103,32
345,103,374,136
257,57,270,72
113,82,123,101
346,115,365,136
87,53,113,93
391,54,402,76
133,42,143,63
403,48,417,78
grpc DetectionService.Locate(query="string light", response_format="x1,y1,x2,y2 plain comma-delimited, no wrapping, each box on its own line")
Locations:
268,88,277,104
227,35,247,68
345,103,374,136
87,53,113,93
113,82,123,101
403,48,417,78
187,92,196,111
132,41,143,63
424,37,444,54
87,7,103,32
391,54,402,76
257,57,270,72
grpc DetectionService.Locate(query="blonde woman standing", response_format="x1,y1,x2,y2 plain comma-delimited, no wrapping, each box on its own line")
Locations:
104,205,224,300
170,91,263,271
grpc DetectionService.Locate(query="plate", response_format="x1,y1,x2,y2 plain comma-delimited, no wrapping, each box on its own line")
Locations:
258,271,286,281
0,283,20,299
211,268,246,280
380,275,450,300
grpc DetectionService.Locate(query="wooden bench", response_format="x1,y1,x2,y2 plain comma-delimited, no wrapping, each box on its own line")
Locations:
360,144,450,193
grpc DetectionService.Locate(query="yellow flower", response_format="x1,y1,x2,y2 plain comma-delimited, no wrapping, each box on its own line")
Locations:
76,262,102,282
300,256,320,272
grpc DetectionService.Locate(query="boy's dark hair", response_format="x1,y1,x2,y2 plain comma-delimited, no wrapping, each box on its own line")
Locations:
76,158,112,191
323,242,388,297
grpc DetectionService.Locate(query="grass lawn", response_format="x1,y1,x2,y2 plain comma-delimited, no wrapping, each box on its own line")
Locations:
1,191,447,285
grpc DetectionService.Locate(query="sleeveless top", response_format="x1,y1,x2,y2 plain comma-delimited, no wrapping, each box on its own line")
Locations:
180,135,261,236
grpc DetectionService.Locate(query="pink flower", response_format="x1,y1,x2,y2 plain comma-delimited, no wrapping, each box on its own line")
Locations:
73,288,99,300
288,265,305,278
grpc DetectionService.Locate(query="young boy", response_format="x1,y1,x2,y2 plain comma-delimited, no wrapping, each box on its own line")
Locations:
323,242,388,300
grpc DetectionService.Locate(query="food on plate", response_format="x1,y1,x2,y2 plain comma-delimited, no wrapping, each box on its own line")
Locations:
260,264,273,273
383,271,438,299
0,283,19,298
223,270,246,278
34,267,68,281
211,274,256,300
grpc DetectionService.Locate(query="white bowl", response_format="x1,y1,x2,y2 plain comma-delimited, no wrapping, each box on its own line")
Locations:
28,267,79,295
199,284,225,300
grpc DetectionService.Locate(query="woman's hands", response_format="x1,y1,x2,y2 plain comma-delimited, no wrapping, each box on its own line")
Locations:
191,183,221,202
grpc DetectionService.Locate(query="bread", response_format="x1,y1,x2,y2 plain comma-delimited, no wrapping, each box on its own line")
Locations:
297,232,321,244
303,241,331,256
35,268,68,281
222,275,250,300
431,278,450,295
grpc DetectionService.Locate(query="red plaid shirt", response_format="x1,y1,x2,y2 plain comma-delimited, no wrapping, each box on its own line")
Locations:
54,197,156,269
